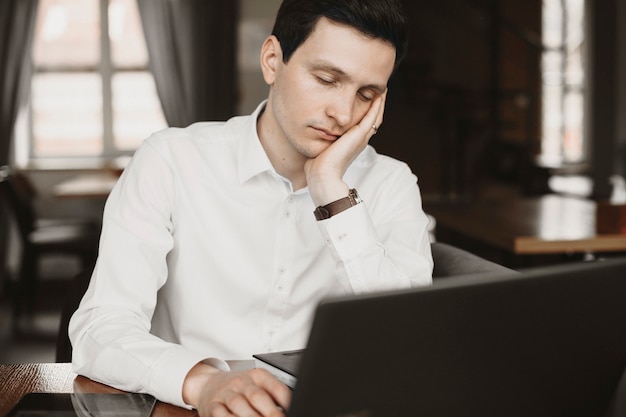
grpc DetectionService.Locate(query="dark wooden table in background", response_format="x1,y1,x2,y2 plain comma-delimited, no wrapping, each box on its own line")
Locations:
425,194,626,266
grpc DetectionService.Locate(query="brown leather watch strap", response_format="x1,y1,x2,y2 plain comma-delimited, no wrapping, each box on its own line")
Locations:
314,189,361,221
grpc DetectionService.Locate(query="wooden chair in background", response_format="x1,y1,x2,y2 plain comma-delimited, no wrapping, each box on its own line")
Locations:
0,166,100,335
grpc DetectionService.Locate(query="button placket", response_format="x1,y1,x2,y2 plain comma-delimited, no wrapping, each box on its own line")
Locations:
263,193,297,349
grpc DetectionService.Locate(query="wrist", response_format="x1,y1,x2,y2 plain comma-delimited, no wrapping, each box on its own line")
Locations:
314,188,362,220
308,180,349,207
182,362,221,407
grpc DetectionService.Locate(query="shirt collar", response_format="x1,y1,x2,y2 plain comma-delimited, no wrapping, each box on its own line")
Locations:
236,101,374,191
237,101,275,184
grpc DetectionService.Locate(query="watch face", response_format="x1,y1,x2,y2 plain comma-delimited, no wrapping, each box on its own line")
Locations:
349,188,362,205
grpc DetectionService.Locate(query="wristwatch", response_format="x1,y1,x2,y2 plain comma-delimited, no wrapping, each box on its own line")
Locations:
314,188,362,221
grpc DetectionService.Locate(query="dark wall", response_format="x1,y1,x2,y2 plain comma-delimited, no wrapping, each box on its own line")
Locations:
587,0,626,199
373,0,542,199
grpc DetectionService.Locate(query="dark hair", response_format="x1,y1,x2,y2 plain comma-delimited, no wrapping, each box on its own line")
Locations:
271,0,408,71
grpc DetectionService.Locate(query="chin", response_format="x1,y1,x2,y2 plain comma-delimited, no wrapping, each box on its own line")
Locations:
303,147,328,159
293,141,329,160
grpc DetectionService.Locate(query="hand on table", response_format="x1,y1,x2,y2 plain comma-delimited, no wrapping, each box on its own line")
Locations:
183,363,291,417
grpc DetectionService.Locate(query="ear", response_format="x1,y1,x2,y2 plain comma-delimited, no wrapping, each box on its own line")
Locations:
260,35,282,86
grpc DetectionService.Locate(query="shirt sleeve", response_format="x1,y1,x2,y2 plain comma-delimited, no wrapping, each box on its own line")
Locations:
68,141,229,408
315,166,433,294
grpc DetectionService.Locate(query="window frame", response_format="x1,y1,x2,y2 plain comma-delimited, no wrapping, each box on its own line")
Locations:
539,0,587,168
17,0,163,166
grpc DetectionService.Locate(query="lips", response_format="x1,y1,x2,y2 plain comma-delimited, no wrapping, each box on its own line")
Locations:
312,126,341,141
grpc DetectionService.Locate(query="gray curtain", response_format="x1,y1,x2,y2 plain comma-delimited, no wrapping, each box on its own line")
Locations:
0,0,38,166
0,0,38,288
136,0,239,128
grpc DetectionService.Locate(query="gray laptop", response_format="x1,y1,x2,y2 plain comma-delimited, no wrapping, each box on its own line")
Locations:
259,257,626,417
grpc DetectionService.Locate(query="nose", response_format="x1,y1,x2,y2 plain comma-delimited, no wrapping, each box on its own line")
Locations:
326,90,355,128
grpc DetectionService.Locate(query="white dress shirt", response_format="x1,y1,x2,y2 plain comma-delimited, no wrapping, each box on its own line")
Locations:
69,102,433,407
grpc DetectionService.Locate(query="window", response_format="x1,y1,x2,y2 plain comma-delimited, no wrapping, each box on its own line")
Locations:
540,0,586,167
17,0,166,163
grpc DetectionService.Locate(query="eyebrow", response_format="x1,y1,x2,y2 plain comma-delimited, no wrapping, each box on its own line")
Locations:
309,60,387,94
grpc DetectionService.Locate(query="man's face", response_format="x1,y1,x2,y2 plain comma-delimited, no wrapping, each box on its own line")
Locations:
261,17,396,160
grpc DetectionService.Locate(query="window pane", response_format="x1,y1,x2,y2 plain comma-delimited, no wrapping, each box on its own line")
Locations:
565,0,585,87
33,0,100,68
542,51,563,87
542,0,563,49
540,0,586,167
32,73,103,156
24,0,164,162
541,83,563,164
565,0,585,51
109,0,149,68
565,51,584,86
563,92,584,162
112,72,167,150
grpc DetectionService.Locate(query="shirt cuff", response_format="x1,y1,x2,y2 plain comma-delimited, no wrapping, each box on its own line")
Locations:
317,203,377,260
149,347,230,408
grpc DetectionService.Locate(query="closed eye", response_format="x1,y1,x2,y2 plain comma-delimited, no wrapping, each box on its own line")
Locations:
358,89,376,102
316,75,335,86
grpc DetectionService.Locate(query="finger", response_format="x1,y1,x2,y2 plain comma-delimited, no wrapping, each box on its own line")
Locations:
222,389,263,417
362,95,385,137
266,383,291,414
375,90,388,128
241,384,288,417
206,402,237,417
250,369,292,412
370,91,387,135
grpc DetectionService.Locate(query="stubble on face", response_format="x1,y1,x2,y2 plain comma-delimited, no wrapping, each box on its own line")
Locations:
268,69,339,163
258,18,396,180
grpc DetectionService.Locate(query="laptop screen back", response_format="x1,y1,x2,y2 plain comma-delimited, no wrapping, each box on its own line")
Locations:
288,257,626,417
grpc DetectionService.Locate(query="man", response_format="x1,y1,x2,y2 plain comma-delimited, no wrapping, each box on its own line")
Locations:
69,0,433,416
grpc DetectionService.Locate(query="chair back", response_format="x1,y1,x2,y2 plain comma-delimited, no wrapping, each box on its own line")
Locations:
0,167,38,241
56,269,92,362
431,241,515,278
0,167,13,288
